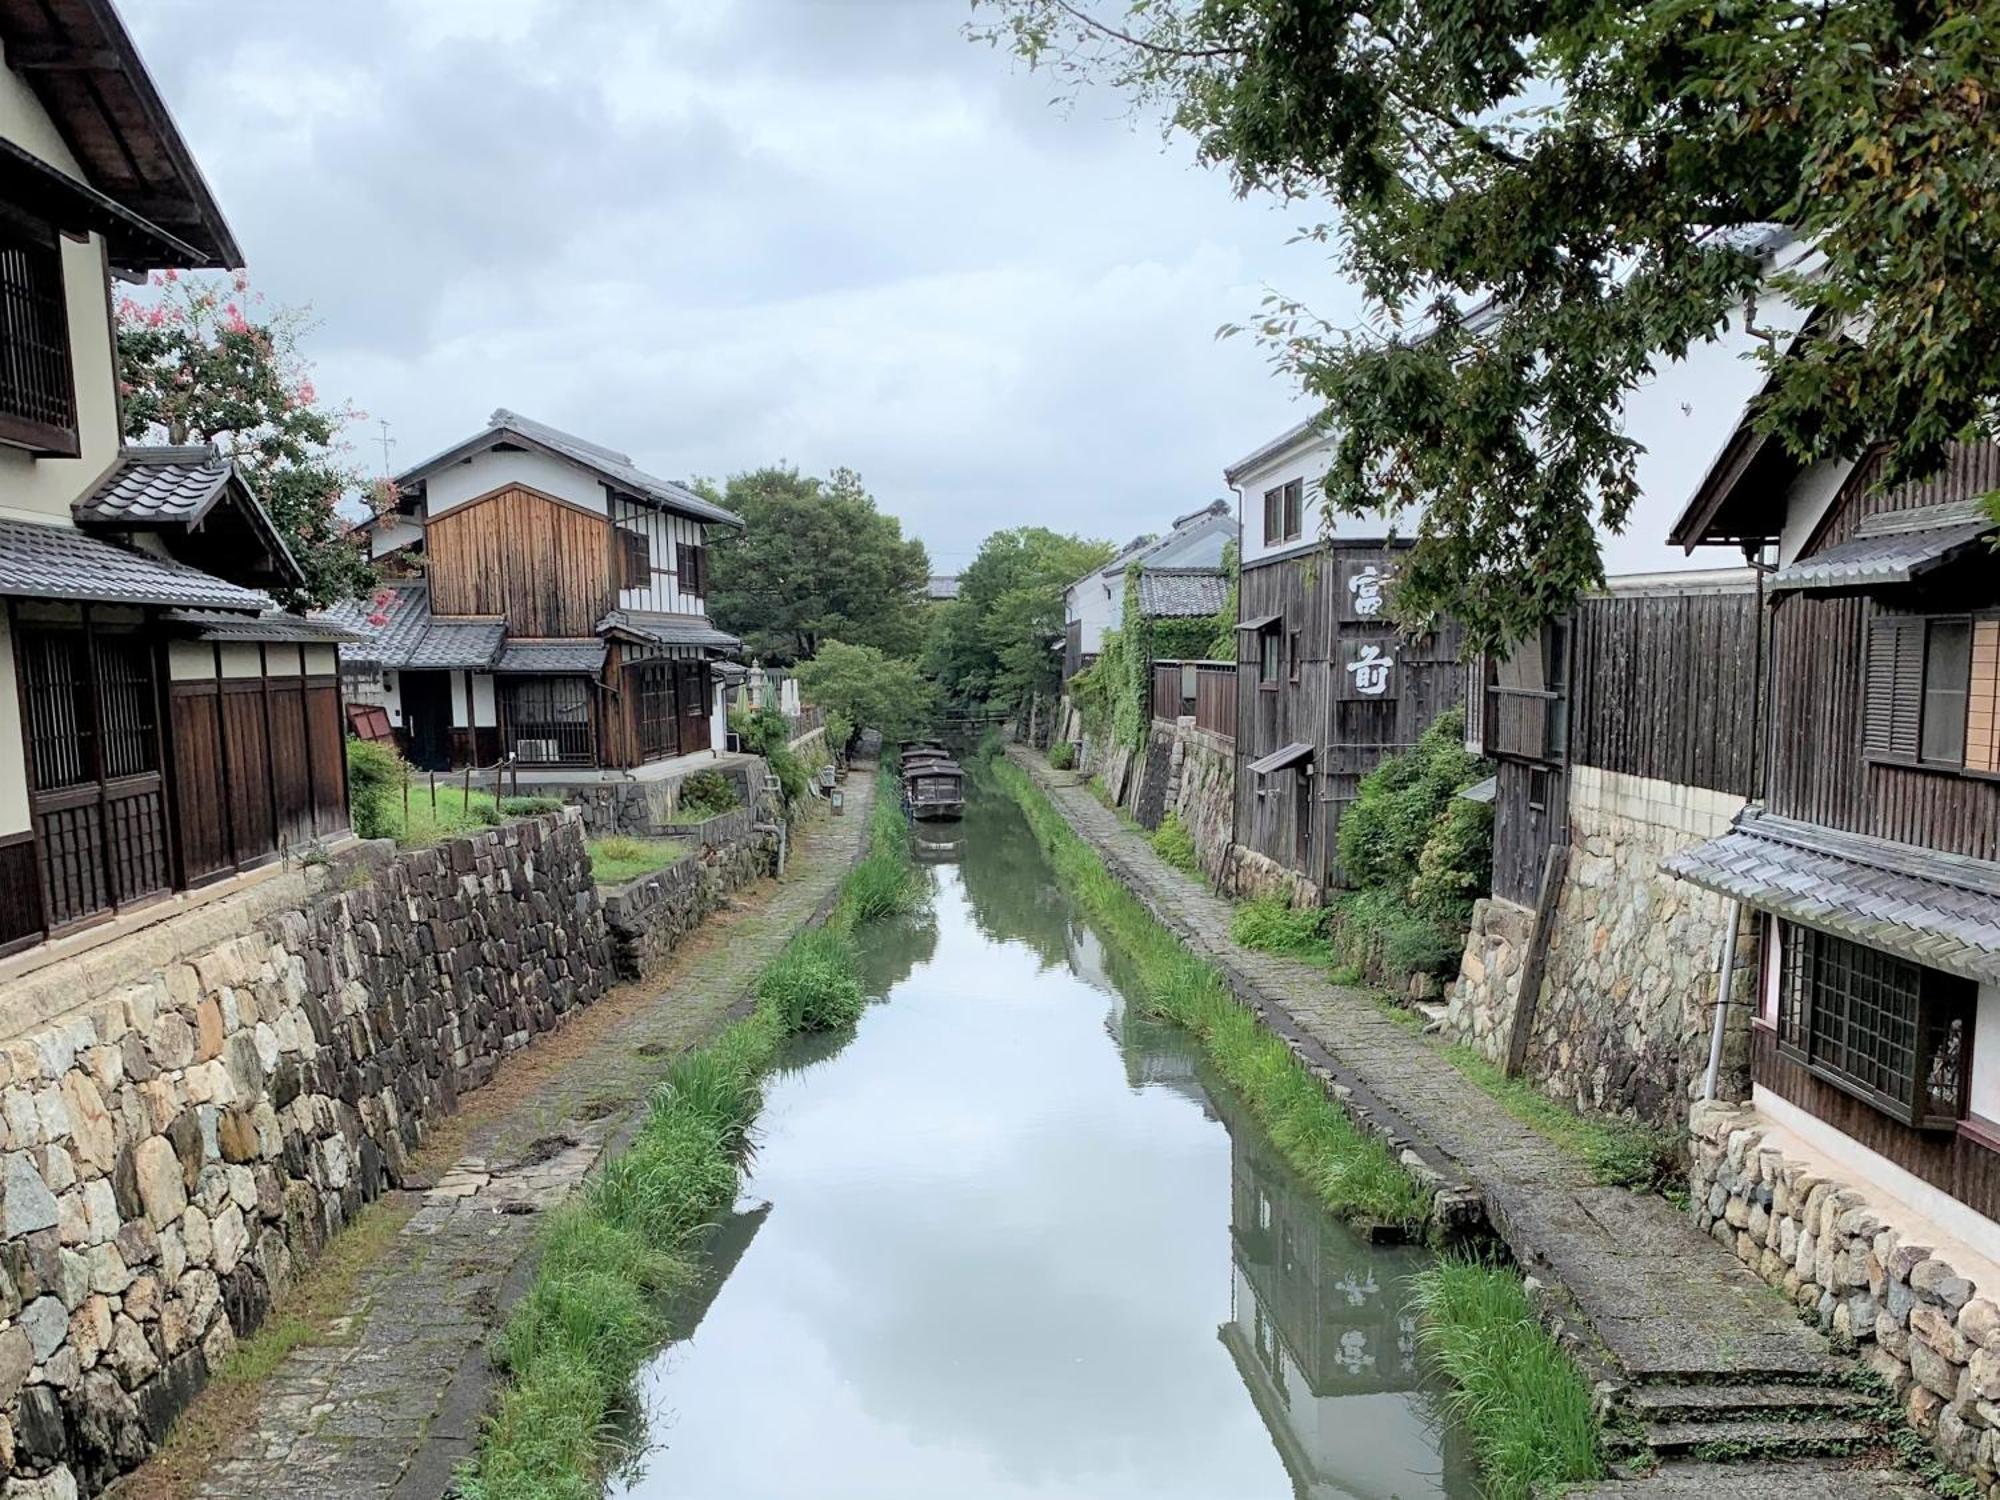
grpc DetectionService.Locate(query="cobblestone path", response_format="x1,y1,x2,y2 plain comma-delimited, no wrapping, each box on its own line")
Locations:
1010,749,1935,1497
184,780,873,1500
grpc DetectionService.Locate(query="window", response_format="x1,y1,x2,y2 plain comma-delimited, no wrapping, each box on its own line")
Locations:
1262,479,1302,546
0,213,78,456
677,542,709,596
1258,624,1283,686
1544,620,1570,761
1287,629,1301,684
1921,619,1971,765
618,528,650,589
1777,922,1972,1130
501,677,594,766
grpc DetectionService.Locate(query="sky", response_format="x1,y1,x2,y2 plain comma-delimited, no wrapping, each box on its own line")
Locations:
128,0,1747,578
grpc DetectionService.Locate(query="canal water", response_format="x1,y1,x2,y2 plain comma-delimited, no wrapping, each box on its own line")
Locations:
613,787,1478,1500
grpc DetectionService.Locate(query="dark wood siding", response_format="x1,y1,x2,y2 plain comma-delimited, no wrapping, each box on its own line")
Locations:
1767,446,2000,859
426,486,611,637
1491,761,1567,908
1755,1023,1999,1224
0,834,39,954
1234,546,1462,890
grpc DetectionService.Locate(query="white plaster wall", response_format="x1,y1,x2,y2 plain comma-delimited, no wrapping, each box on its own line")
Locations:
424,447,606,517
1230,430,1398,565
369,515,424,559
613,503,710,616
218,644,262,679
1067,572,1122,659
1146,511,1235,570
0,611,25,836
305,645,338,676
167,642,216,682
1973,983,2000,1123
1776,457,1860,568
470,672,497,729
0,49,124,527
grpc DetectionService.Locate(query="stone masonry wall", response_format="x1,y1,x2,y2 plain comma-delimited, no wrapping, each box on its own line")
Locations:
1157,722,1235,891
600,830,779,981
0,812,612,1498
1447,766,1757,1128
1691,1101,2000,1497
541,758,765,839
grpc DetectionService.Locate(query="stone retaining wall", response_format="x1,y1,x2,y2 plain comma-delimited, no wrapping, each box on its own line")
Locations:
540,758,765,838
1155,722,1235,889
0,813,613,1497
600,830,780,980
1691,1101,2000,1496
1447,766,1756,1128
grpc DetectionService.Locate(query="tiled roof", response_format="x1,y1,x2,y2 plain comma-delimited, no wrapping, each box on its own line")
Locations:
598,609,742,652
314,584,503,669
398,410,744,528
1137,567,1228,618
1771,500,1996,593
164,609,357,644
0,517,270,611
494,640,606,674
1663,807,2000,983
75,446,233,525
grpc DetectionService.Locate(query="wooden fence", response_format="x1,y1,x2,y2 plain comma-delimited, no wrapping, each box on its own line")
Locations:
1151,660,1236,739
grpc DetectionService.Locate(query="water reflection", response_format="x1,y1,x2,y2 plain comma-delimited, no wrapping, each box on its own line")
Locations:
612,789,1473,1500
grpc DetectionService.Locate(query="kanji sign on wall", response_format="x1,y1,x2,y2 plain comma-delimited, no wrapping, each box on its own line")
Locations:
1338,638,1398,700
1339,559,1394,622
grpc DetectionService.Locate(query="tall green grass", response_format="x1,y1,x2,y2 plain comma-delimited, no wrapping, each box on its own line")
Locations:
1411,1260,1605,1499
992,758,1430,1229
460,776,920,1500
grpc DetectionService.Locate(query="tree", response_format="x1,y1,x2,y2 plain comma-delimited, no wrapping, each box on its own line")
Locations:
927,527,1114,716
794,640,938,746
974,0,2000,647
116,272,376,610
703,466,930,663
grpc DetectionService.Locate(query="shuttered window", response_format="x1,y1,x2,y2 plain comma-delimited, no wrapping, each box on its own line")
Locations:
618,528,650,589
1864,615,1927,761
677,542,709,596
0,213,78,456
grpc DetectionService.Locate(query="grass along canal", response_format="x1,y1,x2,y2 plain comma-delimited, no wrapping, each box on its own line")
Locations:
468,770,1599,1499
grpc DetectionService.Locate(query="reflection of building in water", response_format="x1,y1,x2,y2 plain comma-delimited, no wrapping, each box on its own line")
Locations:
1220,1111,1477,1500
1074,927,1212,1107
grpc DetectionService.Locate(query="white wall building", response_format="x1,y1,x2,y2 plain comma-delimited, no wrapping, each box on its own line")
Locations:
1063,499,1236,675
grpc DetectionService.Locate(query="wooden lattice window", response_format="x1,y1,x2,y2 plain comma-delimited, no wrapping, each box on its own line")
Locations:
1970,619,2000,774
501,677,594,766
17,627,94,790
676,542,709,596
0,213,78,456
633,659,679,762
1778,922,1973,1130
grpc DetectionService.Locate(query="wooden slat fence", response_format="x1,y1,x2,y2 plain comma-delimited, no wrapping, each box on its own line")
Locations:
1151,660,1236,739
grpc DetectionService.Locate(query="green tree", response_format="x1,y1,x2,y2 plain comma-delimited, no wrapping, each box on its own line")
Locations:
928,527,1114,716
975,0,2000,648
116,272,376,610
794,640,939,746
703,466,930,663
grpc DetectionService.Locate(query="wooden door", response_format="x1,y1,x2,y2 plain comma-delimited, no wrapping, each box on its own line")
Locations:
677,662,709,754
401,670,453,770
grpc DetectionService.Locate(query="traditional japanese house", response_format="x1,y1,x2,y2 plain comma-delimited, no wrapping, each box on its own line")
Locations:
0,0,352,959
1665,430,2000,1245
1224,420,1460,898
327,409,745,775
1061,499,1234,684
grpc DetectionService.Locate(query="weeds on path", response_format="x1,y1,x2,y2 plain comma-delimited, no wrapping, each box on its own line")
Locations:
1411,1261,1605,1499
461,768,921,1500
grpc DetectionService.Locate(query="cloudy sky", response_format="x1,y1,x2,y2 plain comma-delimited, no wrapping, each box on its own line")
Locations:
129,0,1739,576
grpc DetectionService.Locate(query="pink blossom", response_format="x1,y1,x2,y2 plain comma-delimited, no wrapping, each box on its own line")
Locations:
296,380,317,406
161,268,178,283
232,269,249,293
365,612,389,628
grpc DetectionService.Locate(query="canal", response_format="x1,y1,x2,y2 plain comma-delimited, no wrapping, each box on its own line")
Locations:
613,786,1479,1500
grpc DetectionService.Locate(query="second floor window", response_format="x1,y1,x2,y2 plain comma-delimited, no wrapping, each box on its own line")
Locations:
618,528,651,589
677,542,709,597
1865,612,1998,773
0,214,79,457
1262,479,1302,546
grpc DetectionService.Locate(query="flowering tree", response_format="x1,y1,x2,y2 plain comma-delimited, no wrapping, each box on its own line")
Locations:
116,272,377,609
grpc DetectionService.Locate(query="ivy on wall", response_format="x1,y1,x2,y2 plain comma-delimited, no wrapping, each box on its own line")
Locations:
1074,563,1241,754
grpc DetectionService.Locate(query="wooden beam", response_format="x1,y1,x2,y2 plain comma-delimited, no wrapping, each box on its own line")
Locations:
6,43,121,71
1503,843,1569,1078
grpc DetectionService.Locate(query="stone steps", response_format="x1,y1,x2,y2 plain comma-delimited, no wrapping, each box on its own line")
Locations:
1622,1381,1880,1422
1636,1415,1880,1460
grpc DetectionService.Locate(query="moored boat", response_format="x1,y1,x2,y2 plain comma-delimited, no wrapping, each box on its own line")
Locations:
903,757,965,822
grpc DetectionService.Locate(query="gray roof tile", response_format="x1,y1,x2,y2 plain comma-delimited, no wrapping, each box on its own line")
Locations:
314,584,503,669
75,446,233,525
164,609,357,644
1771,499,1996,592
1137,567,1229,618
1664,808,2000,983
0,517,270,611
598,609,741,652
494,640,606,674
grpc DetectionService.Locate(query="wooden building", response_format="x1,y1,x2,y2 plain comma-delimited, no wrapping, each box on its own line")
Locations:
1230,541,1461,893
326,410,744,774
1667,431,2000,1240
0,1,352,959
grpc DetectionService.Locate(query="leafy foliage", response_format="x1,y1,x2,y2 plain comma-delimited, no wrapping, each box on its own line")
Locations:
344,739,408,842
702,466,930,662
1337,709,1488,915
1150,812,1198,872
730,705,810,807
975,0,2000,648
117,273,378,609
1047,741,1077,770
927,527,1115,718
793,640,937,747
675,771,740,822
1233,897,1333,960
585,837,685,886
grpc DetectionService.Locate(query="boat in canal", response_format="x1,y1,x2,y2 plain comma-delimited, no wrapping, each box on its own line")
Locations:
902,755,966,821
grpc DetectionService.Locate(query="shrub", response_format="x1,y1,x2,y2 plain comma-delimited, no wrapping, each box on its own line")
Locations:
1336,707,1485,900
345,738,409,841
1233,896,1332,960
1334,888,1463,978
1151,812,1198,872
676,770,740,821
1409,794,1494,918
586,837,684,885
1047,741,1076,770
499,795,566,817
